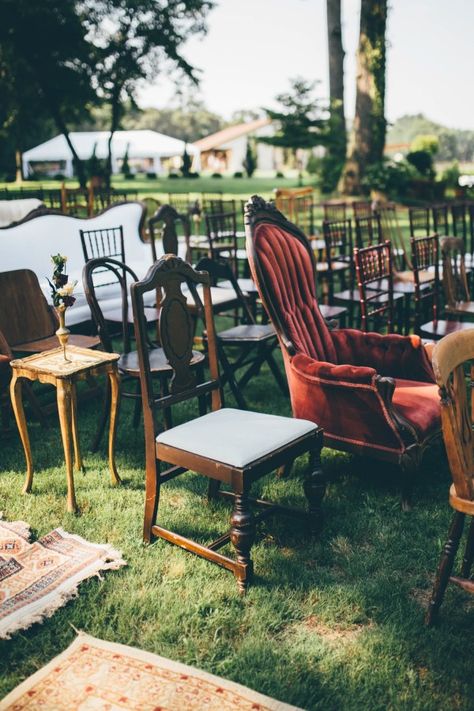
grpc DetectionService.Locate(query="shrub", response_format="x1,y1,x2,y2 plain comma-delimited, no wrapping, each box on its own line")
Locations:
362,160,413,196
275,171,285,178
54,173,66,180
441,161,460,188
188,172,200,179
168,172,180,179
211,172,223,178
233,171,244,178
181,144,192,177
243,138,257,177
146,172,157,179
406,150,434,178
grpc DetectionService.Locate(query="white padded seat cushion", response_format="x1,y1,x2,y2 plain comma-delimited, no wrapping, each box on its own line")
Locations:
156,408,316,468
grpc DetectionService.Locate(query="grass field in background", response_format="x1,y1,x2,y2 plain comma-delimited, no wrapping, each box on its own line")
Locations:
1,353,474,710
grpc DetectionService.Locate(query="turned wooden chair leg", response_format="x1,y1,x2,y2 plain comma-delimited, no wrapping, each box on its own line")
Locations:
230,492,255,594
426,511,465,626
91,376,111,452
461,516,474,578
304,439,326,535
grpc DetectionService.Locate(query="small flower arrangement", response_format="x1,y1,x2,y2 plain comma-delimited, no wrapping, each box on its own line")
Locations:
48,254,77,308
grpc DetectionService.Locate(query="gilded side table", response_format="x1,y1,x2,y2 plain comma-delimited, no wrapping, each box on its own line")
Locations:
10,346,121,512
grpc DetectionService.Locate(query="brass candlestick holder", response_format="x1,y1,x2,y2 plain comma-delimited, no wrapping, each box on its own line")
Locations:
55,304,71,361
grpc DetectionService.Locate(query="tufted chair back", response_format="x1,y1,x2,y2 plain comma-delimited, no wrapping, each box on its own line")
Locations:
247,208,336,364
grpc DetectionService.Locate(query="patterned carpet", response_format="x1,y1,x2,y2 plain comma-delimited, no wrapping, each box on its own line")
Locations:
0,520,126,639
0,632,303,710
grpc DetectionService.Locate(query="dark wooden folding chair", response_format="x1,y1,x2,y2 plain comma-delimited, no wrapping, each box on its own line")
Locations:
80,225,125,263
352,200,372,219
432,204,449,236
355,214,382,248
411,234,474,340
426,330,474,624
354,241,401,333
322,201,347,221
83,256,204,447
131,254,324,593
195,257,287,409
409,206,431,237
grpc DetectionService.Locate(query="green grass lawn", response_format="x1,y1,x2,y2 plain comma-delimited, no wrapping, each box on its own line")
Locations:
1,354,473,710
0,173,318,201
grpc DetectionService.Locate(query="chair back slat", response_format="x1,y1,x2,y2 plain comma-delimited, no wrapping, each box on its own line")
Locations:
432,331,474,499
352,200,372,219
375,203,409,270
432,204,449,235
149,204,192,261
80,225,125,290
411,234,440,330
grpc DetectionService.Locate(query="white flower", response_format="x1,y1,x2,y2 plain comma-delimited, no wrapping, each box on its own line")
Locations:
57,280,77,297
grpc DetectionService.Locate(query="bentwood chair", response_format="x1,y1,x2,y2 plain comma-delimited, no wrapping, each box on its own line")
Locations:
411,235,474,340
83,257,204,447
131,254,324,593
246,195,442,509
426,330,474,624
195,257,287,408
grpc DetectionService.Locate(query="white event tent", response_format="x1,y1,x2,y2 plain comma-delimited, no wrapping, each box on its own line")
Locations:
22,130,200,177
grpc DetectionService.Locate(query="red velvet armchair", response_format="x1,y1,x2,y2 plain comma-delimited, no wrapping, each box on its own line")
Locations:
245,196,441,507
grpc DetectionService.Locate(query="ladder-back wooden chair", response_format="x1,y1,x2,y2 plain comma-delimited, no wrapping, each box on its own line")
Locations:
441,236,474,319
322,202,347,221
426,330,474,624
409,206,431,237
432,204,449,236
83,257,204,445
412,235,474,340
80,225,125,263
355,241,400,333
355,214,382,248
131,254,324,593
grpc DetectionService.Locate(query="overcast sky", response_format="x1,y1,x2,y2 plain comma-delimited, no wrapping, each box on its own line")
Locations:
137,0,474,131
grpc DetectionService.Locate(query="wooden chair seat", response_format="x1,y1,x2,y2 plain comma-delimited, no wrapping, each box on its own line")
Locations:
445,301,474,316
119,348,205,377
14,333,100,354
418,320,474,339
216,324,275,343
334,288,404,304
156,407,316,471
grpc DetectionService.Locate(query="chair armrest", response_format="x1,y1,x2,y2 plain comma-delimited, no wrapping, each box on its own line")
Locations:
288,354,415,452
330,329,435,382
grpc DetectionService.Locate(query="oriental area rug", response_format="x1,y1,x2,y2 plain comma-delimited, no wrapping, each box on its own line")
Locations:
0,520,126,640
0,632,303,711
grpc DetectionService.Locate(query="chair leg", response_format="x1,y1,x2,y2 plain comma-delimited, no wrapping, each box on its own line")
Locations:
143,459,160,544
91,376,111,452
132,380,142,429
304,438,326,535
207,478,221,500
425,511,465,626
219,346,247,409
265,348,288,396
230,492,255,594
461,516,474,578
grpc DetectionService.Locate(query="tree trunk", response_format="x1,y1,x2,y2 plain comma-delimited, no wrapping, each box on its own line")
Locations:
106,89,122,189
15,150,23,183
341,0,387,194
324,0,346,192
34,78,87,188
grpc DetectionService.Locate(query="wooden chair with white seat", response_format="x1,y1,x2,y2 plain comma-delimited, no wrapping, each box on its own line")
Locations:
131,255,325,593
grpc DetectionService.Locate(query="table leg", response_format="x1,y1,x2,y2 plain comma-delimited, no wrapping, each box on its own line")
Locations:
70,383,84,472
57,380,77,513
108,369,121,485
10,373,34,494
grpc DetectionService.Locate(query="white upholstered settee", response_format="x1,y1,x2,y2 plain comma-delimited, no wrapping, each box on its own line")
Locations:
0,202,160,326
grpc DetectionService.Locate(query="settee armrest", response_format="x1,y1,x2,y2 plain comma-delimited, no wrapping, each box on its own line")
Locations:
330,329,434,382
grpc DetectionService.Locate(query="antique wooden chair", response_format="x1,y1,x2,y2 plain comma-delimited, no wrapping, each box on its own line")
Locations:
80,225,125,264
0,329,12,428
426,330,474,624
149,204,192,263
432,204,449,236
352,200,372,219
354,214,382,248
205,210,241,274
0,269,99,422
83,256,204,446
195,257,287,408
354,241,405,334
322,201,347,221
245,195,442,508
131,254,324,593
451,202,467,241
411,234,474,340
441,236,474,318
409,206,431,237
